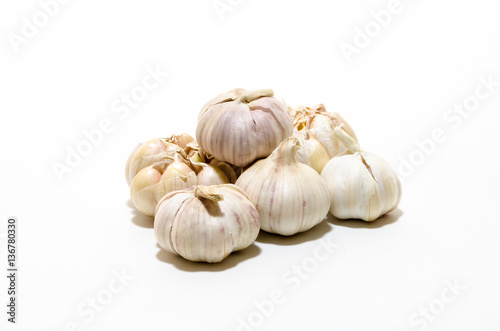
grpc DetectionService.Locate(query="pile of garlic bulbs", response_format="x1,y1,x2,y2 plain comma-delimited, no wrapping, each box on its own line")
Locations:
126,88,402,263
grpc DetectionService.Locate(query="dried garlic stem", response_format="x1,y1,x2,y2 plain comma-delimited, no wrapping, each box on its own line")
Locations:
194,186,224,201
240,89,274,103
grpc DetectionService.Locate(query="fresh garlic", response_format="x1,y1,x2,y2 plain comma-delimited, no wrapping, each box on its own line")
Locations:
321,126,402,222
292,104,358,158
125,138,183,186
196,88,293,167
235,137,331,236
293,130,330,173
130,152,197,216
155,185,260,263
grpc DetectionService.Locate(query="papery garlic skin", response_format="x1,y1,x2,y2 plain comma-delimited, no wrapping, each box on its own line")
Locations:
235,137,331,236
292,104,358,158
321,127,401,222
126,138,182,186
165,133,195,149
130,153,197,217
293,130,330,173
198,88,246,122
196,88,293,167
154,185,260,263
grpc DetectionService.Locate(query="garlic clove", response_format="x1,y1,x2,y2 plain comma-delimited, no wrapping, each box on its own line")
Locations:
235,137,331,236
307,114,337,157
327,111,358,142
311,111,358,157
130,152,197,217
191,161,230,186
159,152,197,201
321,126,402,222
290,104,358,158
196,88,293,167
126,138,182,186
125,141,143,186
130,161,168,217
293,130,330,173
154,184,260,263
209,159,237,184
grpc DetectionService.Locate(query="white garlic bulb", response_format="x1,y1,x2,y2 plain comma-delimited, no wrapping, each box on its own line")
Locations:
321,127,402,222
293,130,330,173
155,185,260,263
292,104,358,158
235,137,331,236
130,152,197,217
196,88,293,167
125,138,183,186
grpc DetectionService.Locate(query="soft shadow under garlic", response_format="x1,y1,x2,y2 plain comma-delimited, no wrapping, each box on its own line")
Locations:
127,199,154,229
155,243,261,272
256,220,333,246
327,208,403,229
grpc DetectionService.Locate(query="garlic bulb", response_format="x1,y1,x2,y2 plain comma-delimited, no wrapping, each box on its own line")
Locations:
130,152,197,216
155,185,260,263
321,127,401,222
235,137,331,236
125,138,183,186
293,130,330,173
292,104,358,158
196,88,293,167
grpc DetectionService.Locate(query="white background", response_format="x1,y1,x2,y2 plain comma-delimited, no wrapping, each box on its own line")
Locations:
1,0,500,330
